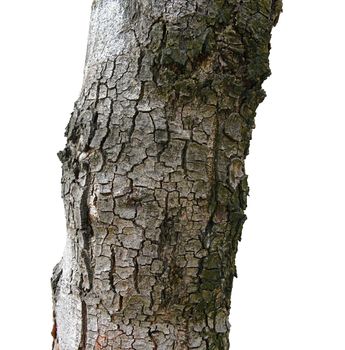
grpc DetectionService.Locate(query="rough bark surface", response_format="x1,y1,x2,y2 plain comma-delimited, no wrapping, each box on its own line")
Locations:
52,1,282,349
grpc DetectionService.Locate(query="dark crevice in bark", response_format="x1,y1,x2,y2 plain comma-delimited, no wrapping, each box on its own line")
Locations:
109,245,117,294
78,301,87,350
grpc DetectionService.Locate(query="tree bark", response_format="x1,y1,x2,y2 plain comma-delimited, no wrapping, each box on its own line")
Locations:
52,1,282,349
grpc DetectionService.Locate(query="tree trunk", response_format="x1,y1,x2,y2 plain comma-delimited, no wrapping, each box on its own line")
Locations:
51,0,282,349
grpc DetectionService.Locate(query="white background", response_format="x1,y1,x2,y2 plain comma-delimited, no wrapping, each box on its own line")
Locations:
0,1,344,349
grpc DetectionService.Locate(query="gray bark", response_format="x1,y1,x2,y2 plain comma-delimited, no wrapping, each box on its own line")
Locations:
51,0,282,349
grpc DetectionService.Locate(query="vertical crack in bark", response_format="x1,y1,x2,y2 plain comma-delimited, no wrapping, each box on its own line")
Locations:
109,245,117,294
78,301,87,350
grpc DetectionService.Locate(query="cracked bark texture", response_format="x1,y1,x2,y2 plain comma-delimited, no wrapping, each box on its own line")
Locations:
52,1,282,349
